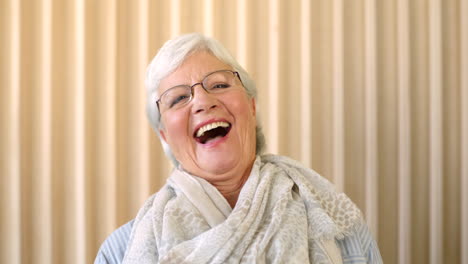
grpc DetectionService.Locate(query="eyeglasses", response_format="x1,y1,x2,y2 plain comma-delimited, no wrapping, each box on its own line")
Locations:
156,70,243,113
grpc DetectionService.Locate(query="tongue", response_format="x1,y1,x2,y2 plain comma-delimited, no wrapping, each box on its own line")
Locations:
203,135,224,144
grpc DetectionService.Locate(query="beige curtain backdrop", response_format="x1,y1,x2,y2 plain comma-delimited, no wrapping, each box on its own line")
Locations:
1,0,467,263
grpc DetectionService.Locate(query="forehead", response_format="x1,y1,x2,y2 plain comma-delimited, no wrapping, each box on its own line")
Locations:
159,51,233,92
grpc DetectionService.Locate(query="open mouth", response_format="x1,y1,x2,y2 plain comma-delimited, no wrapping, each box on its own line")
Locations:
194,121,232,144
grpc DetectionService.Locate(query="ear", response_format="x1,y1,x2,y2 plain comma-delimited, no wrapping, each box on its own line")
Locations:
159,129,167,142
250,98,256,116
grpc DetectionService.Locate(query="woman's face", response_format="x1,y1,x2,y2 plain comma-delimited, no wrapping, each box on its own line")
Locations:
158,51,257,183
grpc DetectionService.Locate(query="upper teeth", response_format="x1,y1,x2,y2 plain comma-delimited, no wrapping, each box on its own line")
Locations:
196,121,230,137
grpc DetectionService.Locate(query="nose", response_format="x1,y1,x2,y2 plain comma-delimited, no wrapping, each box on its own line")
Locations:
191,85,218,114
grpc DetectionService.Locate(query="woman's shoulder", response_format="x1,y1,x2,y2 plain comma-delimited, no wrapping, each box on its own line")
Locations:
93,185,176,263
336,222,383,264
94,219,134,264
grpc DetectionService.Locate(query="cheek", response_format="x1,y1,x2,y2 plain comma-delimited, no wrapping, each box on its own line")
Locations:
227,101,256,132
234,99,255,122
162,112,190,142
224,93,254,115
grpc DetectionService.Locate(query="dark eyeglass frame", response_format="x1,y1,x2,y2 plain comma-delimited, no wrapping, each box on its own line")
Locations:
156,70,243,113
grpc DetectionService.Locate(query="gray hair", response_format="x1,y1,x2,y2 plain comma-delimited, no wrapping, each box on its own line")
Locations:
145,33,266,166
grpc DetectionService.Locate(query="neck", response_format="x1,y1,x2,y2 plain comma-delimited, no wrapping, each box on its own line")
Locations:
180,155,257,208
212,173,249,208
210,160,254,208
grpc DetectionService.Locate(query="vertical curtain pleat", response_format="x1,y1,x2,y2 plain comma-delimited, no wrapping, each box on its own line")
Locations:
1,0,21,263
70,0,86,262
93,0,117,248
363,0,378,238
428,0,443,263
396,0,411,263
34,0,52,262
236,0,248,69
331,0,344,191
300,0,312,168
267,0,279,154
461,0,468,263
442,0,462,261
170,0,181,37
132,0,150,213
1,0,466,263
203,0,214,36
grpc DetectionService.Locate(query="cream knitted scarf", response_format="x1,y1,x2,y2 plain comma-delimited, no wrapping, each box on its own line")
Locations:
122,154,362,263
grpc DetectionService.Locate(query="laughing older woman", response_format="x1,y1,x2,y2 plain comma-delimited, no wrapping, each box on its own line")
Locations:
95,33,382,264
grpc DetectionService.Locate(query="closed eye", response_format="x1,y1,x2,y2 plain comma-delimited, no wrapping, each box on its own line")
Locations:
170,95,190,108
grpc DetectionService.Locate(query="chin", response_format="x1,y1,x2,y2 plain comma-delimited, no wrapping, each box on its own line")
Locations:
199,154,240,175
